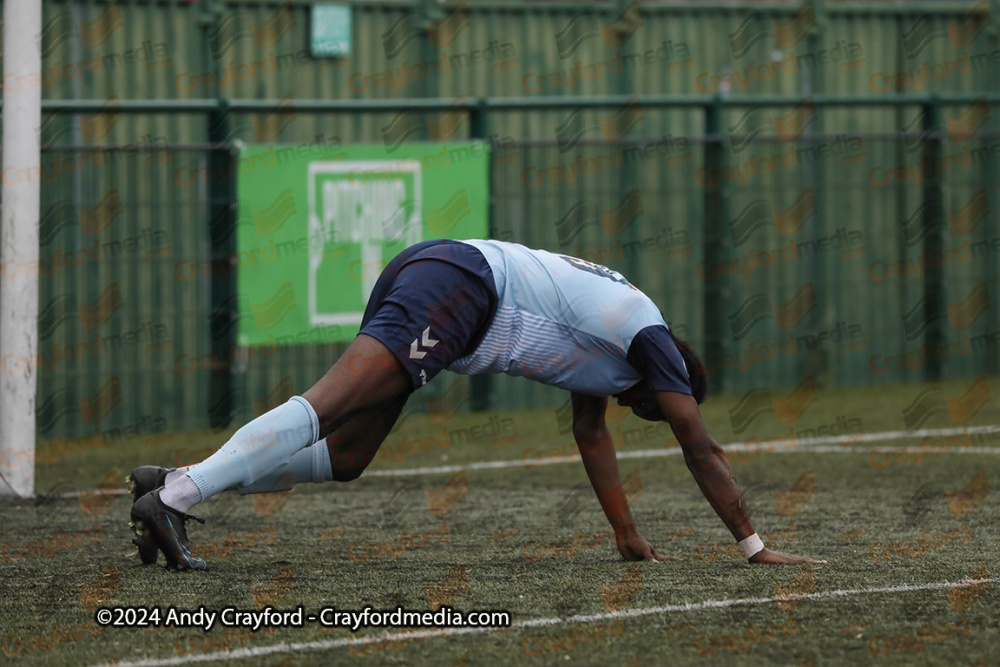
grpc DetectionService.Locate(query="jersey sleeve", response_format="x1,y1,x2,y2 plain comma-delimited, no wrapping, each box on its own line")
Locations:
626,325,692,395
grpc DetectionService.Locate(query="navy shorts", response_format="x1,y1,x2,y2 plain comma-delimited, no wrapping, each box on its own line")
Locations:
358,240,498,390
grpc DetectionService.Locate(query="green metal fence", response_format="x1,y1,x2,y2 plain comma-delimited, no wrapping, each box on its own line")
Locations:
22,93,1000,440
6,0,1000,438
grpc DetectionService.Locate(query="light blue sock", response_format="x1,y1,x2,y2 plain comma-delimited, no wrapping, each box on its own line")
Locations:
236,440,334,495
178,396,320,508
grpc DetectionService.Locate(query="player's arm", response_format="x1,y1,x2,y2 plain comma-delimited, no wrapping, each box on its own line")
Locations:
656,391,826,565
570,392,676,562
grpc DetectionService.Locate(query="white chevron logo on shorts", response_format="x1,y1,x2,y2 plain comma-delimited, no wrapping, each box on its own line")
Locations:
409,327,440,360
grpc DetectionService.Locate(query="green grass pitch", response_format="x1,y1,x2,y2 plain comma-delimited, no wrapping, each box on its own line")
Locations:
1,378,998,666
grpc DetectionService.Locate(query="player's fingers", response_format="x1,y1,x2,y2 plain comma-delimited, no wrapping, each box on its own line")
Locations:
787,552,827,565
650,547,680,562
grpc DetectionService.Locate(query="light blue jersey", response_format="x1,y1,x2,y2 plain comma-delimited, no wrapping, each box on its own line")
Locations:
447,239,674,396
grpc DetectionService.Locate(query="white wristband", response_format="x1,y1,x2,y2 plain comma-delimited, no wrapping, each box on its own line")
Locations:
739,533,765,559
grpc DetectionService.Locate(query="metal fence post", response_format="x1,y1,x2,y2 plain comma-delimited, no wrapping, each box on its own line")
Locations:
921,98,944,382
703,99,726,393
469,98,493,411
421,0,441,99
208,100,238,430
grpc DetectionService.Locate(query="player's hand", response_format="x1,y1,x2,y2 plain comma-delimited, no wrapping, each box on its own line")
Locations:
748,548,827,565
616,531,680,562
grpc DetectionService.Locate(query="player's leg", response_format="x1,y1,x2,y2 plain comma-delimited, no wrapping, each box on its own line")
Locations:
234,392,409,492
325,392,409,480
301,335,411,438
128,393,406,567
160,333,410,513
129,335,411,570
132,387,410,501
129,444,328,502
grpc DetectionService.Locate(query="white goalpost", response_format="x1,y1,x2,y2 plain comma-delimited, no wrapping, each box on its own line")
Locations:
0,0,42,498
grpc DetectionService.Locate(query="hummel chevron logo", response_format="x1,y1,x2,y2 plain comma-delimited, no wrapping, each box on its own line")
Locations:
410,327,440,360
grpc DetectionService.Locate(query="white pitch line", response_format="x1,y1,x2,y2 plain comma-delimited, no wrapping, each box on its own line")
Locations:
47,425,1000,498
364,424,1000,477
89,577,994,667
763,445,1000,456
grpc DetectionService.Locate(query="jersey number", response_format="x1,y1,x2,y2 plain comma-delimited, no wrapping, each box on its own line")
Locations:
559,255,638,291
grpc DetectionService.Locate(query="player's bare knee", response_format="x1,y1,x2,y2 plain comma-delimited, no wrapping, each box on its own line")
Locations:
331,464,364,482
328,448,370,482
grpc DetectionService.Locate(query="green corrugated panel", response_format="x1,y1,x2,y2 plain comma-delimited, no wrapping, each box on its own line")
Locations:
30,1,998,103
20,0,1000,436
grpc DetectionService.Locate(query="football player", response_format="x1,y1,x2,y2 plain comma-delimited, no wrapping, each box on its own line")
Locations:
129,239,824,570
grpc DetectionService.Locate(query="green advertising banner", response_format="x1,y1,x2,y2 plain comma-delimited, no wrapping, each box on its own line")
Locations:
236,143,489,347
